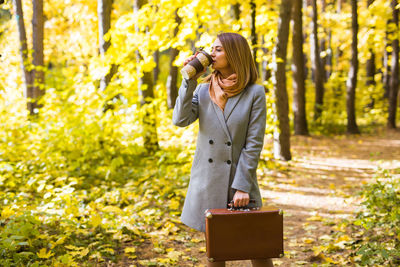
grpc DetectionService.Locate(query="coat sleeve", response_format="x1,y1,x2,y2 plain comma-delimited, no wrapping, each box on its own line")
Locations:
172,79,200,127
231,86,266,193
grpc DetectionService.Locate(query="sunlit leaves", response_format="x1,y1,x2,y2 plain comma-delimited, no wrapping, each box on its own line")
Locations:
37,248,54,259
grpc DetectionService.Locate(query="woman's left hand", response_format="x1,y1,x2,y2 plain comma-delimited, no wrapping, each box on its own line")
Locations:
232,190,250,207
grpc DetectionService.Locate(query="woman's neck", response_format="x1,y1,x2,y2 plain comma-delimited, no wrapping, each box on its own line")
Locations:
218,68,235,79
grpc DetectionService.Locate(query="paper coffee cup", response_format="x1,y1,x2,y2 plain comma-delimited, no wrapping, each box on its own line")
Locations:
181,51,213,80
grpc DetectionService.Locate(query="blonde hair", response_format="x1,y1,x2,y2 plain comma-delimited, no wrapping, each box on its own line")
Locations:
205,32,258,89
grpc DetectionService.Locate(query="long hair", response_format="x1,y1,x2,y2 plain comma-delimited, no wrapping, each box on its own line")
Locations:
205,32,258,89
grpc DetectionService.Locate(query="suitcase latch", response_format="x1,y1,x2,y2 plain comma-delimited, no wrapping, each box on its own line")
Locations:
205,210,213,219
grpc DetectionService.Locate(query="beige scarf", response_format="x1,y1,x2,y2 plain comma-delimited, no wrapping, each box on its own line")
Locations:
209,71,244,111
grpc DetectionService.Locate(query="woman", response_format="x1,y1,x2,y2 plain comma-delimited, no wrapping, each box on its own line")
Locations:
173,32,273,267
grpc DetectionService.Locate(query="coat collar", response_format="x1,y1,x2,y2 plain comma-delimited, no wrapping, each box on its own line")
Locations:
208,83,248,140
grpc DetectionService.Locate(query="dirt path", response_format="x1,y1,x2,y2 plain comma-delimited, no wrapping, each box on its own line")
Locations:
134,128,400,266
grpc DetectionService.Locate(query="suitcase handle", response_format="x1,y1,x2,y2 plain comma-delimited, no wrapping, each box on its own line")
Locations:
227,199,259,211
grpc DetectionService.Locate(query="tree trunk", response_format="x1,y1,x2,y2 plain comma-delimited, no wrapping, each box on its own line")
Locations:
327,30,332,79
32,0,45,113
335,0,343,74
166,11,181,109
232,3,240,21
272,0,292,161
346,0,360,134
388,0,399,129
365,0,376,109
319,0,328,82
98,0,118,91
13,0,33,113
366,0,376,87
153,50,160,84
366,52,376,87
292,0,308,135
134,0,159,153
383,23,391,99
310,0,325,121
167,48,179,109
261,36,271,83
303,0,309,80
250,0,258,72
257,3,272,82
326,0,333,80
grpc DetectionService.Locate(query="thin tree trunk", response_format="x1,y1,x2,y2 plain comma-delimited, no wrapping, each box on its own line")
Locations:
365,0,376,109
332,0,344,107
320,0,328,82
153,50,160,83
346,0,360,134
366,52,376,87
272,0,292,161
310,0,325,121
303,0,309,80
32,0,45,113
383,24,391,99
167,48,179,109
388,0,399,129
335,0,343,73
326,0,333,79
134,0,159,153
13,0,33,113
250,0,258,72
261,36,271,83
98,0,118,91
366,0,376,87
98,0,112,54
166,10,181,109
232,3,240,21
292,0,308,135
327,29,332,79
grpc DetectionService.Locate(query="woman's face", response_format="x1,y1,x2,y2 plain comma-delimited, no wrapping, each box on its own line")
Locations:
211,38,231,72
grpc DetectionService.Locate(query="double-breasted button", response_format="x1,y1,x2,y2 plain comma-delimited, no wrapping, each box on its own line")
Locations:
227,160,232,165
208,158,213,163
226,141,232,146
209,140,214,144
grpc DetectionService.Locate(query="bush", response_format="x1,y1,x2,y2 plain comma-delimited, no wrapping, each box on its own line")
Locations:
350,169,400,266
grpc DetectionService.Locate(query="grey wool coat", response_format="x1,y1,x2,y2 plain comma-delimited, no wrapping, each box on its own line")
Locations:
172,78,266,233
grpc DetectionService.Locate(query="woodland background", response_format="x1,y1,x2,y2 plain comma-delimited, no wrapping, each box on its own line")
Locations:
0,0,399,266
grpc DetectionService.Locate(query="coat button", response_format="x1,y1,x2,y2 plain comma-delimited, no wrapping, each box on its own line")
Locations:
208,158,213,163
226,141,232,146
209,140,214,144
227,160,231,165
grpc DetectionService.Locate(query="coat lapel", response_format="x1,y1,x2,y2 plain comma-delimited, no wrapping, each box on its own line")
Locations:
224,89,246,121
211,100,232,140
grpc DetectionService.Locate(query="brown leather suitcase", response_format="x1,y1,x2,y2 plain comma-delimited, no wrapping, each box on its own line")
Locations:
204,206,284,262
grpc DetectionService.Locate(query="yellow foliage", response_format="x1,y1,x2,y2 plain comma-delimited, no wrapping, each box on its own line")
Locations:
89,213,102,227
307,214,323,222
125,247,136,254
37,248,54,259
0,0,396,265
1,206,14,219
102,205,123,214
168,199,180,210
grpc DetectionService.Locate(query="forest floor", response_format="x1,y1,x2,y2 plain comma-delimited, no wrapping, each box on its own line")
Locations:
132,128,400,267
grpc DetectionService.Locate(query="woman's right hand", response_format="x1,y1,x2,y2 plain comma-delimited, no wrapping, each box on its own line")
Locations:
183,52,207,80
